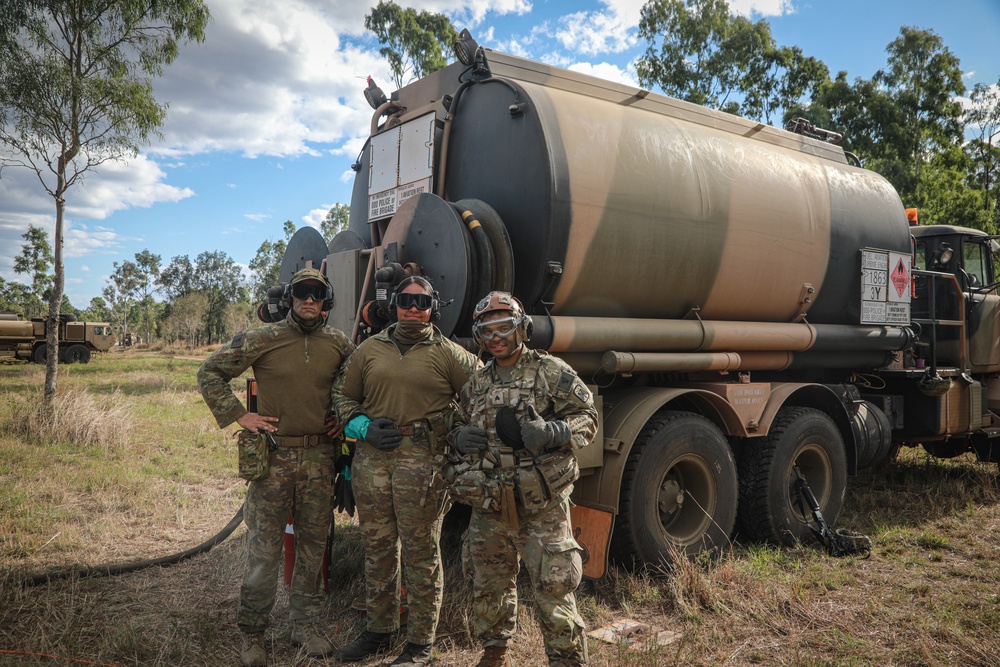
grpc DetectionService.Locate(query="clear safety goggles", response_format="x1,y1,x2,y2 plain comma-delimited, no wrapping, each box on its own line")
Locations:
473,316,522,341
291,282,329,302
395,292,434,311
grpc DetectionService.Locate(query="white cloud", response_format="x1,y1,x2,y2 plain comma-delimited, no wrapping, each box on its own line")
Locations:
727,0,798,17
555,9,637,56
568,60,639,87
303,206,329,230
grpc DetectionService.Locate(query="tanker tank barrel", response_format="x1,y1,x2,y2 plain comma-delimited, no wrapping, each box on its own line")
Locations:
533,316,913,355
602,349,896,374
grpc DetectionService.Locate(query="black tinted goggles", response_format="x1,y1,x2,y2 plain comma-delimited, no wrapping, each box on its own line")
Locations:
291,282,329,302
395,292,434,310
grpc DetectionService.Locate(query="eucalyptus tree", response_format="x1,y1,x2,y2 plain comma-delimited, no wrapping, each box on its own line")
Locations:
364,1,457,89
0,0,209,396
636,0,827,123
12,224,52,318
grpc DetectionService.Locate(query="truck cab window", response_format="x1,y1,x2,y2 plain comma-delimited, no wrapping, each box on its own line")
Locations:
914,242,927,271
963,242,986,287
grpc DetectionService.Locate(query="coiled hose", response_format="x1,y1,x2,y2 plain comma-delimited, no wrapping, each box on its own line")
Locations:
20,504,245,588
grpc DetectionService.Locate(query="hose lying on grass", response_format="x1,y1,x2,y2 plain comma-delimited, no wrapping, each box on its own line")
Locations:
20,505,245,588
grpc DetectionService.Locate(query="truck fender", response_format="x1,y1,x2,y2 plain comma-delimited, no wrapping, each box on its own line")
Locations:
581,387,745,512
755,382,858,474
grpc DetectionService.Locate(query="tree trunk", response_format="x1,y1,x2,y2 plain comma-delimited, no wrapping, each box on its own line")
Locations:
44,189,66,398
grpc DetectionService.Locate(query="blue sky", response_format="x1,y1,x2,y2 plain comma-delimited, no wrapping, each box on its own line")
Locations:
2,0,998,309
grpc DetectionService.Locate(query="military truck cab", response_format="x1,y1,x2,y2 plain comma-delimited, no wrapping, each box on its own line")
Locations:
901,224,1000,461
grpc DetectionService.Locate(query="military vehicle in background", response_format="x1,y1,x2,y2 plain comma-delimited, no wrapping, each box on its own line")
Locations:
263,35,1000,571
0,312,116,363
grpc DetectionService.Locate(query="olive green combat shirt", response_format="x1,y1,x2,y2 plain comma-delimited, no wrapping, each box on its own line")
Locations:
332,323,478,427
198,316,355,436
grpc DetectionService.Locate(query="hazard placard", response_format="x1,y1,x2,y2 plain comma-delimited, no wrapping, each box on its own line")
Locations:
861,249,910,324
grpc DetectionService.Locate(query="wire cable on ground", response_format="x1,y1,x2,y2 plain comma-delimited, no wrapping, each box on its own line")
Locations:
19,505,245,588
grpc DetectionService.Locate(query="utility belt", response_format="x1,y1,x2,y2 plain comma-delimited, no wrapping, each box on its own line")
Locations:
449,448,580,528
401,407,459,456
275,433,334,447
395,420,427,437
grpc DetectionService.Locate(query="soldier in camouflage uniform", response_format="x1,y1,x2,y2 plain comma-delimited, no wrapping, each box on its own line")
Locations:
198,268,355,666
332,275,479,667
451,292,597,667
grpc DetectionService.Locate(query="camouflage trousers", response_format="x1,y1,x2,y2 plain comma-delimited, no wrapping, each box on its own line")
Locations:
237,442,336,632
465,498,588,666
353,437,450,645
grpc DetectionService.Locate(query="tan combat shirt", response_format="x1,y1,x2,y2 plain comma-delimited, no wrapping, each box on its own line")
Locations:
198,316,355,437
332,323,478,426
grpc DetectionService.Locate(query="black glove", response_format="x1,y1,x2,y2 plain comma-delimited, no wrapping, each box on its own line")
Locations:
520,405,572,454
333,465,356,516
366,417,403,451
455,426,488,455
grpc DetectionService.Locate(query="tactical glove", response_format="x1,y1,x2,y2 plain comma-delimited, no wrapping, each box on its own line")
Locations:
333,465,356,516
454,426,488,455
366,417,403,451
520,404,572,454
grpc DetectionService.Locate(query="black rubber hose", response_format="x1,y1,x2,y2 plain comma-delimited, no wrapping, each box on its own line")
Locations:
454,205,494,306
20,505,246,588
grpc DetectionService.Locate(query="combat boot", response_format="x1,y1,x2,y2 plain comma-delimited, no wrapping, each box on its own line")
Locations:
337,629,393,662
240,632,267,667
389,641,433,666
291,623,334,657
476,645,513,667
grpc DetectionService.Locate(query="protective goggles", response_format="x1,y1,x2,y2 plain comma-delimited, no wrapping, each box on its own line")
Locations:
473,316,522,341
395,292,435,311
291,282,329,302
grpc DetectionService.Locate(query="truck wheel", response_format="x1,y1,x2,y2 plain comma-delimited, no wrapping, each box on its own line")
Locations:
610,410,738,566
32,344,47,363
737,407,846,546
63,344,91,364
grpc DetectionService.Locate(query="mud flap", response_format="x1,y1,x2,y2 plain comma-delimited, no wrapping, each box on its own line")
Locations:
570,503,614,579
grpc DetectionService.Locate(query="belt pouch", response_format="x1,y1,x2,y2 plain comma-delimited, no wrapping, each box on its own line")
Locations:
236,429,269,481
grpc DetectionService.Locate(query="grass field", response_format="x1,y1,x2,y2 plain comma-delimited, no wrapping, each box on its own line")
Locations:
1,348,999,667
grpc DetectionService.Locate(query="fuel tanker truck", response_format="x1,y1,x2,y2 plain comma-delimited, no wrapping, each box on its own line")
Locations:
0,312,115,363
264,38,1000,571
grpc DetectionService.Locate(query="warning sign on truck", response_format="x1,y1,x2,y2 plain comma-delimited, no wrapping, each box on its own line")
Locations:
860,249,911,324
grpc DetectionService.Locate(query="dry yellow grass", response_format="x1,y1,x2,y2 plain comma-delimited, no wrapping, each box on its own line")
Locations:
1,350,999,666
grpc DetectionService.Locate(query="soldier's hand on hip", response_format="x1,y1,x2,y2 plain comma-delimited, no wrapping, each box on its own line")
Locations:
325,413,344,439
366,417,403,451
238,412,278,433
455,426,488,455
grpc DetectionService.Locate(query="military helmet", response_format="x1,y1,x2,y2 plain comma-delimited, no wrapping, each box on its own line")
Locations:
472,291,532,346
473,291,525,321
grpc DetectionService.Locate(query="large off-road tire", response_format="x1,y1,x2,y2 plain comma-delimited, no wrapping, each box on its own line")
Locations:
610,410,738,567
32,344,47,364
62,344,91,364
737,407,847,546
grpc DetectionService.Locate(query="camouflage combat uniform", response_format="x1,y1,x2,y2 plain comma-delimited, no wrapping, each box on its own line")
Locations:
198,314,354,633
332,322,478,646
457,348,597,667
